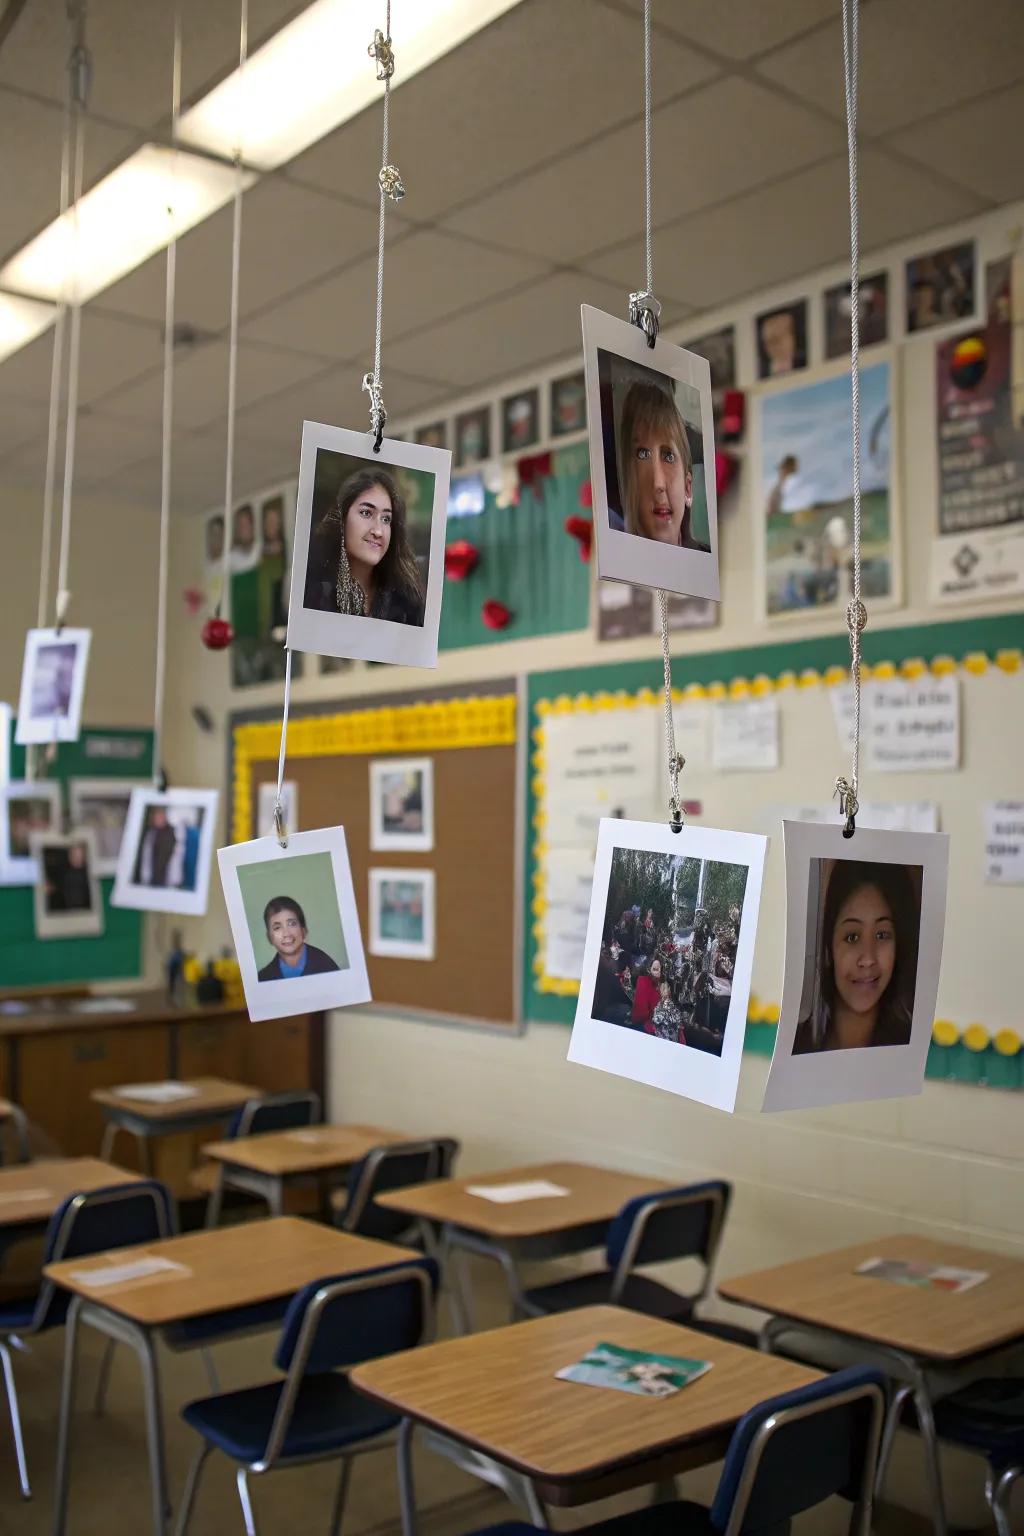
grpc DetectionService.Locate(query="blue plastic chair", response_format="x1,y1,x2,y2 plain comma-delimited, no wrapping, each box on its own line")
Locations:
517,1180,733,1326
0,1178,174,1500
333,1138,458,1246
173,1256,438,1536
458,1365,886,1536
204,1090,321,1227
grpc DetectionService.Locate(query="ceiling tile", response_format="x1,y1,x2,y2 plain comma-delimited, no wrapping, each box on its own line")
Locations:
93,338,327,430
2,408,164,485
615,0,838,60
756,0,1024,136
95,177,387,333
0,89,138,263
284,0,719,221
442,76,845,268
242,229,547,362
232,368,453,448
0,394,48,458
889,83,1024,206
581,149,983,312
385,272,678,391
92,425,296,514
0,312,161,406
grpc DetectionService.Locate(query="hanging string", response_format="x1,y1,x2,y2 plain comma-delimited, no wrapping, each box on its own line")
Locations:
834,0,866,840
36,100,71,636
151,12,181,793
54,9,90,634
363,2,402,452
272,647,294,847
216,0,248,619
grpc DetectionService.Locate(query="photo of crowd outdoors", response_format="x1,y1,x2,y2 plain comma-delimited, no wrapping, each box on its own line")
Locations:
590,846,749,1055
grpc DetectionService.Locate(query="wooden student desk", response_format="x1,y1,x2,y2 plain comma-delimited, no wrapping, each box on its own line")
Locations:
0,1157,138,1264
93,1076,259,1172
201,1122,407,1218
375,1160,672,1331
352,1303,821,1510
44,1216,421,1536
719,1234,1024,1536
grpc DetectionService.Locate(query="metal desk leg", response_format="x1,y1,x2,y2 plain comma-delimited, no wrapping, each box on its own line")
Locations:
268,1177,284,1218
138,1323,169,1536
397,1417,417,1536
912,1378,948,1536
438,1225,472,1336
52,1297,84,1536
100,1119,119,1162
0,1338,30,1499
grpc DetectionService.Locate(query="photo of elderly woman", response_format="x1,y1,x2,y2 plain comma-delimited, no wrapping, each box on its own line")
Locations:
257,896,341,982
303,459,428,627
794,859,922,1054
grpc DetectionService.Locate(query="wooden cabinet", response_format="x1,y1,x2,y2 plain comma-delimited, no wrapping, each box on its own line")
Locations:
17,1023,168,1163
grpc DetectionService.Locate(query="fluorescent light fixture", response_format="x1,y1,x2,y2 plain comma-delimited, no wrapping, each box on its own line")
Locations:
0,144,254,305
0,291,58,362
177,0,525,170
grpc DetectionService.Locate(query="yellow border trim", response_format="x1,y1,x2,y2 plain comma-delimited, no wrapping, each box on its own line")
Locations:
232,694,516,844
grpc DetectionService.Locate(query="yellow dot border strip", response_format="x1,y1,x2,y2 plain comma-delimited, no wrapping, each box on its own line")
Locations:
232,694,517,846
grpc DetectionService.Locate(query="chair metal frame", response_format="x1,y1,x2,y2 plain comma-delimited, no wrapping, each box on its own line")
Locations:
335,1139,447,1246
205,1090,322,1227
173,1261,435,1536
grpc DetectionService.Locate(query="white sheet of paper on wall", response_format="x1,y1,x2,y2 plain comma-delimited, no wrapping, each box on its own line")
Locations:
777,802,939,835
866,677,960,772
711,697,779,771
544,847,596,981
670,700,711,772
984,802,1024,884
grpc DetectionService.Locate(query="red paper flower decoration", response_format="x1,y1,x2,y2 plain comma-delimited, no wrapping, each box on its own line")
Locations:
578,478,593,509
564,514,593,562
201,616,234,650
444,539,480,581
481,599,512,630
715,450,738,501
183,587,205,615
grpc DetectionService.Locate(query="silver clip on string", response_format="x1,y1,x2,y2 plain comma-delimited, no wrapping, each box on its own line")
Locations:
272,648,293,849
365,9,403,453
836,0,865,841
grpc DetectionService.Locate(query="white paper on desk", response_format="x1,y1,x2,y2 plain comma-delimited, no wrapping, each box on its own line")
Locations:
288,1129,332,1143
984,802,1024,884
711,697,779,771
466,1180,570,1203
69,1256,190,1288
0,1187,50,1204
114,1081,198,1103
70,996,137,1014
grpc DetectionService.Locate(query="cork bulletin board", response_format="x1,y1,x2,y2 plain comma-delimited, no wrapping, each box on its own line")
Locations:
230,680,519,1029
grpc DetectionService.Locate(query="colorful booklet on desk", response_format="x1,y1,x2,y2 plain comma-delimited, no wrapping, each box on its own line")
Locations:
856,1257,989,1293
557,1341,712,1398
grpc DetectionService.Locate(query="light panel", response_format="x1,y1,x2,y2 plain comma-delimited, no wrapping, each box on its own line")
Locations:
0,144,254,305
176,0,524,170
0,292,59,362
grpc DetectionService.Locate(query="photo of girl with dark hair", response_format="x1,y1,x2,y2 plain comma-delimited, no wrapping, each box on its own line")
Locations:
258,896,341,982
304,466,425,627
794,860,921,1054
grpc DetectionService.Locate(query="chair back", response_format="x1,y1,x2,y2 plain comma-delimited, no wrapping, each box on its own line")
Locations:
338,1140,448,1240
227,1091,321,1140
710,1366,886,1535
34,1180,176,1332
606,1180,731,1301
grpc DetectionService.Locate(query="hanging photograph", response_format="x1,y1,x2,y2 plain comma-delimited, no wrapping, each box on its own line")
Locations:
14,627,91,746
550,369,587,437
755,299,808,380
454,405,491,469
286,421,450,668
905,241,975,334
762,820,950,1112
824,272,889,360
501,387,540,455
582,305,720,602
369,867,436,961
369,757,433,852
257,780,298,840
30,828,103,939
218,826,371,1022
68,779,147,876
568,818,767,1113
0,780,62,885
0,701,11,786
111,787,219,916
230,484,300,689
756,357,897,620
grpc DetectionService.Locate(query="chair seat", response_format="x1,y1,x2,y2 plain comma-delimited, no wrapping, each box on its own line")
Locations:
931,1379,1024,1470
165,1296,289,1348
522,1270,694,1321
182,1372,399,1463
686,1315,759,1349
466,1500,715,1536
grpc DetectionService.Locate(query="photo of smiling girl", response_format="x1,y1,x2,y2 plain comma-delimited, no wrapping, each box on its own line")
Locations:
794,860,920,1053
305,467,425,626
257,895,341,982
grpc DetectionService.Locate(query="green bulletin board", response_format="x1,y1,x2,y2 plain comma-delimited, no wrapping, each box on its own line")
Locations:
1,725,153,989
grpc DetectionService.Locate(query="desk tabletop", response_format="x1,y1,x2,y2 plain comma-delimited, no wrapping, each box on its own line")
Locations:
0,1158,140,1227
351,1304,820,1504
202,1123,407,1176
719,1234,1024,1362
374,1161,672,1239
91,1077,259,1122
44,1216,420,1326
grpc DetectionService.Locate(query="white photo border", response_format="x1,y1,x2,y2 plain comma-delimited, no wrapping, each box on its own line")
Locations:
15,627,91,746
368,866,436,961
762,819,950,1112
285,420,451,668
68,778,148,877
218,826,372,1023
582,305,721,602
30,826,104,938
567,818,767,1114
0,779,62,886
369,757,434,853
111,787,219,916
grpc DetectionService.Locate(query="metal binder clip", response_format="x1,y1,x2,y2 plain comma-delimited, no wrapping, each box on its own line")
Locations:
628,290,661,348
834,776,858,839
273,801,288,850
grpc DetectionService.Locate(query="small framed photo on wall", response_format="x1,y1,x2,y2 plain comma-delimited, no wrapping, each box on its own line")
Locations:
824,272,889,360
15,628,91,746
454,405,491,468
501,387,540,455
550,369,587,437
370,757,434,852
415,421,448,451
756,299,808,380
905,242,975,334
369,867,436,961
